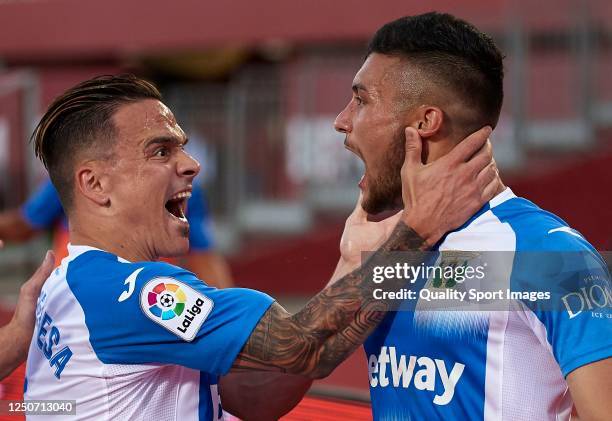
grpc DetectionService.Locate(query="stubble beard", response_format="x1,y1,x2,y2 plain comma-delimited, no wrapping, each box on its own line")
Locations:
361,131,405,215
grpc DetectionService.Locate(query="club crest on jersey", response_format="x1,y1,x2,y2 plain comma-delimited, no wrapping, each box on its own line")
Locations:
140,277,213,341
431,251,481,288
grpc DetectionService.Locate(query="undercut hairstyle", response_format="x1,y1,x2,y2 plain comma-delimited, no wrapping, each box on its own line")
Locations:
367,12,504,130
32,74,162,211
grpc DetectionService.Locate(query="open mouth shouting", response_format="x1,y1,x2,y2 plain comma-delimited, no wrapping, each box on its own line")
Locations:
344,141,367,190
165,189,191,224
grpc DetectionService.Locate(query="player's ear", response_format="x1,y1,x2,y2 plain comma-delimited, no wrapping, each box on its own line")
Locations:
412,106,444,139
75,162,110,208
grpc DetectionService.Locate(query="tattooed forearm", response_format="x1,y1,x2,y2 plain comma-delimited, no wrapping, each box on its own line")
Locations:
233,221,428,378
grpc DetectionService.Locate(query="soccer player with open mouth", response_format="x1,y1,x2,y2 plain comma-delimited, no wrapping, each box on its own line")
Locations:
22,72,498,420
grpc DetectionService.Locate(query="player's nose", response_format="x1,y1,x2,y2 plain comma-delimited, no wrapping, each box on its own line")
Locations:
334,104,352,134
177,150,201,179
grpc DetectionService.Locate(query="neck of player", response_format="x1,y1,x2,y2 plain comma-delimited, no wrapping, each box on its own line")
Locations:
68,225,158,263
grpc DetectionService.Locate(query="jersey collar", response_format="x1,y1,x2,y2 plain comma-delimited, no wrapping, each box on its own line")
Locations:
66,244,131,264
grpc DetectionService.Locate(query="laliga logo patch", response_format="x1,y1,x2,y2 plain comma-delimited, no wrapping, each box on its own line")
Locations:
140,278,213,341
147,282,187,320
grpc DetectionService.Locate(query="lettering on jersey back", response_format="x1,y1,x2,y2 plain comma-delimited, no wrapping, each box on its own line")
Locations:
36,312,73,379
139,277,213,341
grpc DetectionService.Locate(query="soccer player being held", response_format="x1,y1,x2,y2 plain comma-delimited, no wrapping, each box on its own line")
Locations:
23,72,499,420
330,13,611,421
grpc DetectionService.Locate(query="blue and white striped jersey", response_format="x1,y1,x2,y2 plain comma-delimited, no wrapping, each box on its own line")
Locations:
366,188,611,420
25,245,273,420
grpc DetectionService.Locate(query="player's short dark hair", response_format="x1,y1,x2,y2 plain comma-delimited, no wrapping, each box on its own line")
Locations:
367,12,504,129
32,74,162,210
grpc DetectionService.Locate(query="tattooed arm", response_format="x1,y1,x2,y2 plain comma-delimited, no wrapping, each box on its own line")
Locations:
233,222,426,378
231,126,500,379
220,223,424,420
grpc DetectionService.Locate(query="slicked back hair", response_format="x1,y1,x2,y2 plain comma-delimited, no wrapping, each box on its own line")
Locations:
367,12,504,130
32,74,162,211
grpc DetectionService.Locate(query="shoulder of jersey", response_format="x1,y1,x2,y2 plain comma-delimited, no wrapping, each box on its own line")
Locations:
66,250,197,304
68,251,191,283
491,196,594,252
67,251,212,342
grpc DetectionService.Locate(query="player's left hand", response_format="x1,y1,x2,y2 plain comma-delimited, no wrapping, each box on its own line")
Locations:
11,250,55,346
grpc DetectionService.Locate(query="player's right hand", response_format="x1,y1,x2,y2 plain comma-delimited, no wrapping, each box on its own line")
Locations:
400,126,500,246
338,192,402,272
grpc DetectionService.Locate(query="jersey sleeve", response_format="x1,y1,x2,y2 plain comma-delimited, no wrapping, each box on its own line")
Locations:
186,185,214,251
20,179,64,229
519,236,612,377
67,253,274,375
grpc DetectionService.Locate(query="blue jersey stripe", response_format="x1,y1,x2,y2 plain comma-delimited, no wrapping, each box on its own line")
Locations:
199,372,213,421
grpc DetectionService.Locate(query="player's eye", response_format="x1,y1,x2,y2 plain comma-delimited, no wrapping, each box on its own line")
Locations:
154,147,170,157
354,96,364,105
